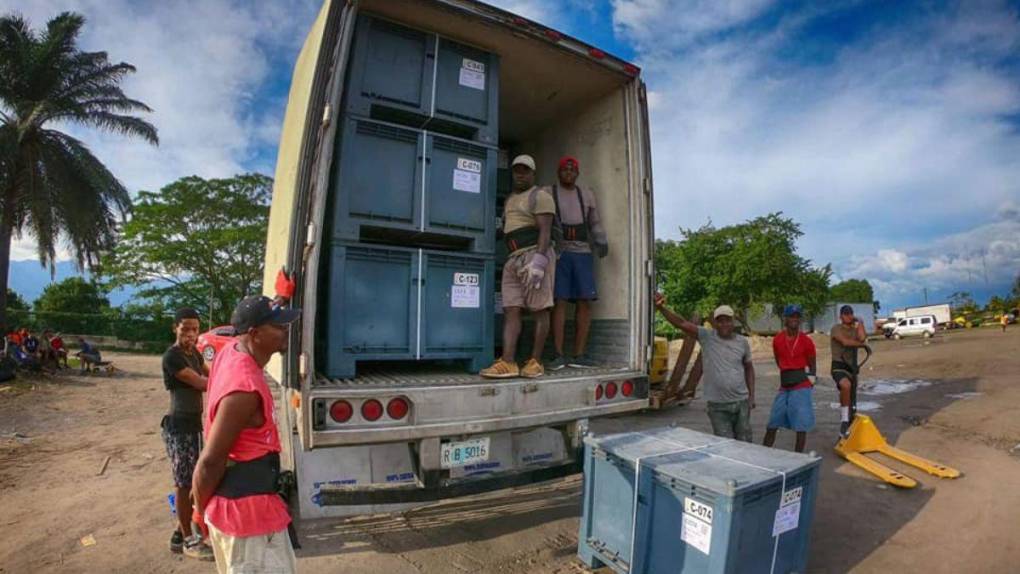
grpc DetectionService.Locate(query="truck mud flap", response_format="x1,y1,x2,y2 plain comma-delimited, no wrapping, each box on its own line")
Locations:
316,459,582,505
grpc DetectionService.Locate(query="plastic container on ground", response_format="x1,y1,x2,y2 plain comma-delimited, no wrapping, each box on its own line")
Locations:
319,242,494,379
330,116,496,253
344,14,499,145
578,426,821,574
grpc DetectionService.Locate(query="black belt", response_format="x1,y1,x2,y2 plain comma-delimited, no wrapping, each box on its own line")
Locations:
561,223,588,242
505,227,539,253
215,452,281,498
780,368,808,388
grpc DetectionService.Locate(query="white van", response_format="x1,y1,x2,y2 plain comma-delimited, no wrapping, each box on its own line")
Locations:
892,315,937,339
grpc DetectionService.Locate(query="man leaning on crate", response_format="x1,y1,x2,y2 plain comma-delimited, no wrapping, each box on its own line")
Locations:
481,154,556,379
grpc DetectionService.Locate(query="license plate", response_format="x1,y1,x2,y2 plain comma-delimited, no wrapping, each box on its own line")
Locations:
441,437,490,469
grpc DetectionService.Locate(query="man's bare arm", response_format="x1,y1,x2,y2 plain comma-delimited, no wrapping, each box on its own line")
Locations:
174,367,208,391
855,321,867,342
192,392,260,515
808,355,817,376
744,360,756,408
654,293,699,337
535,212,553,254
832,332,866,347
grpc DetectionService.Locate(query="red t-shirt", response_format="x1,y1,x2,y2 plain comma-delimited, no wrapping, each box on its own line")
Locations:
772,331,816,391
204,343,290,537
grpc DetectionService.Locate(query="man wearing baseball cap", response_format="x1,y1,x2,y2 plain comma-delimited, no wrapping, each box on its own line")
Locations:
655,294,756,441
482,154,557,379
763,305,816,452
831,304,868,437
192,295,301,573
549,156,609,370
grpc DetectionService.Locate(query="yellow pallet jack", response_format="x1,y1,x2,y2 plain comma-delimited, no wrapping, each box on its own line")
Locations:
833,346,961,488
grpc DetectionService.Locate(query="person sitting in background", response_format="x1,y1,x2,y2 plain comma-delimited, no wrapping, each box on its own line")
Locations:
76,337,102,373
49,332,69,368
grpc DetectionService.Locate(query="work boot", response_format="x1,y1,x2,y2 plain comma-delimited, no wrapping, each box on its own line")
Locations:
521,358,545,378
183,536,215,561
169,530,183,554
568,354,598,369
548,355,569,371
839,421,851,439
480,359,519,379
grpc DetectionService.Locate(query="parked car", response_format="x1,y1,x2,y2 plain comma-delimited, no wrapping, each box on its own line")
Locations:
196,325,236,362
891,314,937,339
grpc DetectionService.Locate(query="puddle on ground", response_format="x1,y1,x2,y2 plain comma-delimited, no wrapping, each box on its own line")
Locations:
829,401,882,412
859,379,932,396
945,392,984,400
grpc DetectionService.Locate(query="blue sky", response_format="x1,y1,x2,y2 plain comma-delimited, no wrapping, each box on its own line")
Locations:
4,0,1019,312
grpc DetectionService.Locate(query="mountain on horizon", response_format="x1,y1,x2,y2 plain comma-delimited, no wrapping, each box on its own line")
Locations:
7,259,138,306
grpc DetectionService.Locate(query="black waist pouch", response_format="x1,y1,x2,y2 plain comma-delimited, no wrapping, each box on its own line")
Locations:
215,452,281,498
505,226,539,252
780,368,808,388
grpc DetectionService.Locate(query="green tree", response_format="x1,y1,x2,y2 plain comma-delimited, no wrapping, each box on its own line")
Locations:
101,174,271,325
0,12,158,332
5,287,27,310
33,276,110,333
656,213,832,331
829,278,880,312
947,291,978,314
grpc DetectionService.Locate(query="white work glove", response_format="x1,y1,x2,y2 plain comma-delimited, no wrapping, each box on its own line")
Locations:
523,252,550,290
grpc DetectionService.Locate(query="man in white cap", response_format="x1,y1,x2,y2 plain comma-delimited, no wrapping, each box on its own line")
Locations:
654,293,756,441
481,154,556,379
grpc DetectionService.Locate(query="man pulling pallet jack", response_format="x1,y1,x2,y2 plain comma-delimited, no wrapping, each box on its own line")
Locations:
831,306,961,488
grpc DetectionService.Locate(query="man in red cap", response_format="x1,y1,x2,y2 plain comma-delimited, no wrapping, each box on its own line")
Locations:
549,156,608,370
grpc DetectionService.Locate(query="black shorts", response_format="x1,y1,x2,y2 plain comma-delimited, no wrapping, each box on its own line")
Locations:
161,424,200,488
830,361,855,385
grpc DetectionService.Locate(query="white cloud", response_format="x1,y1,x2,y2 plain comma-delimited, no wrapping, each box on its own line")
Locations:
2,0,320,261
616,1,1020,306
613,0,774,46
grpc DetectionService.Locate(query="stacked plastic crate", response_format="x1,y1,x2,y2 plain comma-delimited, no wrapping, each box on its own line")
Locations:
321,14,501,379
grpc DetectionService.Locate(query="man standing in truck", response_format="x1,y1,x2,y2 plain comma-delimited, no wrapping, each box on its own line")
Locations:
831,305,868,438
549,156,609,370
481,154,556,379
161,308,214,560
192,296,301,573
655,293,756,441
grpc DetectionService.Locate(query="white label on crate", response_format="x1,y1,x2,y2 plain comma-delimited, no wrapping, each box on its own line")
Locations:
451,285,480,308
454,272,479,286
773,501,801,537
453,169,481,193
681,513,712,555
459,59,486,90
781,486,803,507
457,158,482,173
684,497,714,524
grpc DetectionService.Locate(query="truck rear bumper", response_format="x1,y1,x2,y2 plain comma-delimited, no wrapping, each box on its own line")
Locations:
317,459,582,504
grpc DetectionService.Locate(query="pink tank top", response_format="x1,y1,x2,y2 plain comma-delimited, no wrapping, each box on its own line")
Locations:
204,343,290,537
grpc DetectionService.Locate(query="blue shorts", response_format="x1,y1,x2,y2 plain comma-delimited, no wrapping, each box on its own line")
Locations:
767,387,815,432
554,251,598,301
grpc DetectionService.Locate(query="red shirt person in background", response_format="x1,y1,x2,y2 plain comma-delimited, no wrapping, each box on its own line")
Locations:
763,305,817,453
192,295,300,573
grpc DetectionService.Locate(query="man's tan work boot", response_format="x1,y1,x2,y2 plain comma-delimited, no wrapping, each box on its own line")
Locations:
480,359,519,379
521,358,544,378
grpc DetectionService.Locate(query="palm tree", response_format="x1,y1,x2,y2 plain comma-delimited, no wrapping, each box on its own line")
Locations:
0,12,157,332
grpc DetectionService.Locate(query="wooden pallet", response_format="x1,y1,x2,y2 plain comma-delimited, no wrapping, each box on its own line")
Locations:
648,314,703,410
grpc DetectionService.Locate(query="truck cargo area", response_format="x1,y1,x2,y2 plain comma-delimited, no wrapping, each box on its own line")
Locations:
313,0,651,385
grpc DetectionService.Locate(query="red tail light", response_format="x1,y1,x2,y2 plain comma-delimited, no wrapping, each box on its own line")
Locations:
623,63,640,76
361,399,383,422
588,48,606,59
595,384,604,401
622,380,634,397
330,400,353,423
387,397,409,420
544,29,562,42
605,382,618,399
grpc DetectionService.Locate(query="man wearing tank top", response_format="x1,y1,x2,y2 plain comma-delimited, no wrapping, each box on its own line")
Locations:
192,296,301,573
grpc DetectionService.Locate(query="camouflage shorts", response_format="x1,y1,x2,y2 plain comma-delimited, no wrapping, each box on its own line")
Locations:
161,424,200,488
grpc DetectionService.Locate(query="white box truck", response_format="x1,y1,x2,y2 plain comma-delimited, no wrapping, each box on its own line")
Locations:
892,304,952,326
262,0,655,518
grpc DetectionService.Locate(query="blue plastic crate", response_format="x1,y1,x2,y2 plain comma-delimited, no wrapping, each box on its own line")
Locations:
579,427,821,574
320,243,494,379
344,15,499,145
330,116,496,253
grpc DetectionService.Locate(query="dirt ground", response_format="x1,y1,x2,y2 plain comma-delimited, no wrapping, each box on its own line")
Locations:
2,327,1019,573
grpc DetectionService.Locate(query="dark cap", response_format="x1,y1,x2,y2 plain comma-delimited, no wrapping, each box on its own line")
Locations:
231,295,301,333
783,304,803,317
839,304,854,315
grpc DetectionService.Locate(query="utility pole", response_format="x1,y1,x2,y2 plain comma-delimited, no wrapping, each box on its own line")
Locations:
923,287,928,305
